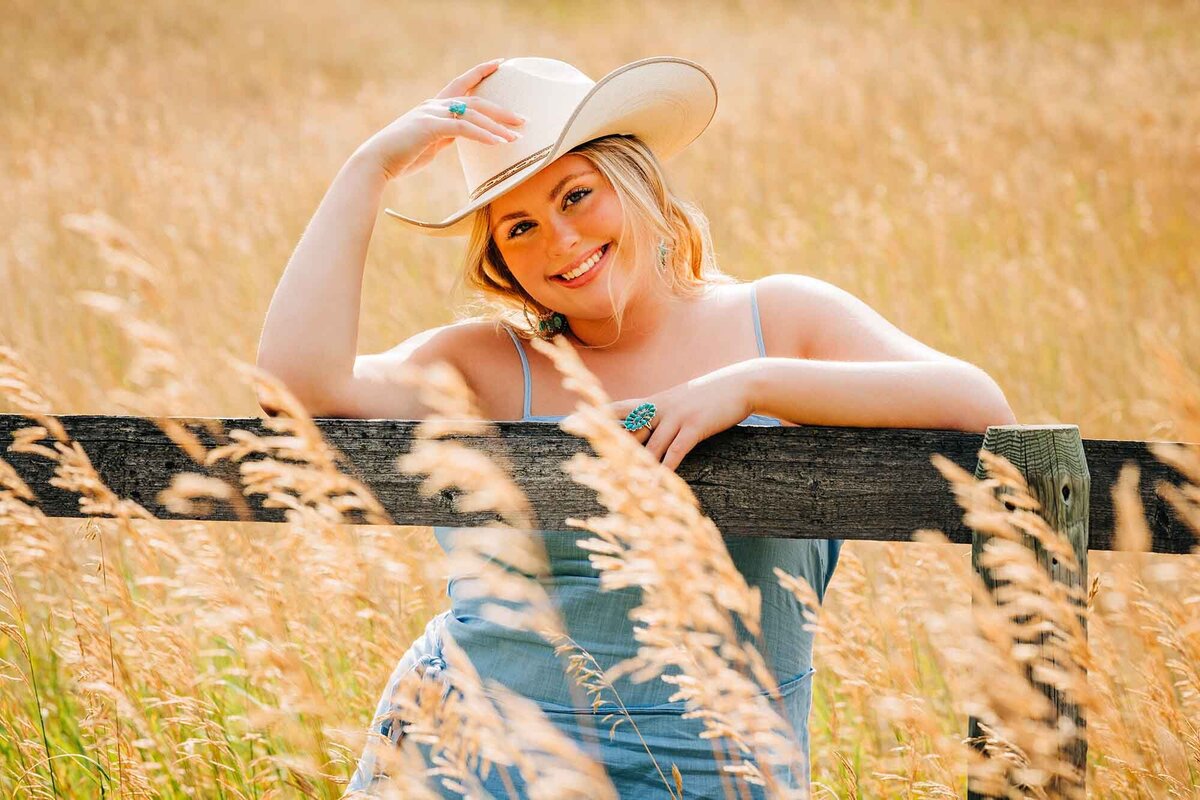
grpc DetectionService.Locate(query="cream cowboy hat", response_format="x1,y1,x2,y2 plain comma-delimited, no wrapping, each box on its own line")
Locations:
383,56,718,238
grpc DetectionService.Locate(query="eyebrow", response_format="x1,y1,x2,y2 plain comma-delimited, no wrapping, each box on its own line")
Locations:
491,170,597,233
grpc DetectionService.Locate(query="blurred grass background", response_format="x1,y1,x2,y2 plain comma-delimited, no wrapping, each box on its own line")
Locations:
2,0,1196,438
2,0,1199,796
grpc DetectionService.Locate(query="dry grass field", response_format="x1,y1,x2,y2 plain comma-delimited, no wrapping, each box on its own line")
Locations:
2,0,1199,797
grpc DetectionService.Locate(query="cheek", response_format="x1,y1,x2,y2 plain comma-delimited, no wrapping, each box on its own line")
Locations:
505,256,541,286
594,196,623,230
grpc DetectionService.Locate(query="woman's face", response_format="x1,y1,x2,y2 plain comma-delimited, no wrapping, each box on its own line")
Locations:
488,154,629,318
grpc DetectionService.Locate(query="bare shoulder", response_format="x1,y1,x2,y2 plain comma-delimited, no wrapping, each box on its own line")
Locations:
442,317,527,420
327,317,523,420
752,272,963,363
747,273,818,359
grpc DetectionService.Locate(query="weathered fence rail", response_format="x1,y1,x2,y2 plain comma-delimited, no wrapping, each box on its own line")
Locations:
2,413,1197,799
0,414,1192,551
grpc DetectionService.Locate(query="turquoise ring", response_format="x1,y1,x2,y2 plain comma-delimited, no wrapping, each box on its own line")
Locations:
623,402,656,433
448,100,467,118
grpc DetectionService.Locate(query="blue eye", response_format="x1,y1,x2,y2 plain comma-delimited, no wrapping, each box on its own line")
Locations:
505,187,592,240
564,187,591,206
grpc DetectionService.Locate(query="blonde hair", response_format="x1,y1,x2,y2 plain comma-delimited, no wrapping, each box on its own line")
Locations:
452,134,736,347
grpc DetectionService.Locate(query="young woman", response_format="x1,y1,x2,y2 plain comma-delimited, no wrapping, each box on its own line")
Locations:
257,56,1016,798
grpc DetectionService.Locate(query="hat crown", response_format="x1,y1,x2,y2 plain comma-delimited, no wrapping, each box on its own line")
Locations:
385,56,717,237
457,58,596,196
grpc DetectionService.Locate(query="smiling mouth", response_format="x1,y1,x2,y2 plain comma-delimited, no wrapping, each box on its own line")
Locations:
552,243,609,283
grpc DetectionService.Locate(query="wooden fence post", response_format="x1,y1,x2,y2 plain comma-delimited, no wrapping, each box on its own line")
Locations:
967,424,1090,799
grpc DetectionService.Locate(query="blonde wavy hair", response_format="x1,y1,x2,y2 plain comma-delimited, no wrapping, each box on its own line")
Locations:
452,134,737,348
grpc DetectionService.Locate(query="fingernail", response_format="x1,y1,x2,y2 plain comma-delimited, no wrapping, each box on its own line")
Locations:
514,114,527,124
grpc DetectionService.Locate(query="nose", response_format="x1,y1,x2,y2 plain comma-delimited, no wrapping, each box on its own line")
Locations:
545,215,581,262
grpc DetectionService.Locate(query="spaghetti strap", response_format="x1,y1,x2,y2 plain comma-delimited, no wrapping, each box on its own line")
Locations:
750,281,767,359
355,312,841,798
502,324,533,420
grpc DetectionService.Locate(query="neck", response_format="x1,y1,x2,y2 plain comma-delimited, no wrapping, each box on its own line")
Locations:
562,269,693,352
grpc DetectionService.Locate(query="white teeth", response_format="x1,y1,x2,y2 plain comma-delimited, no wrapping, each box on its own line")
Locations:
559,246,605,281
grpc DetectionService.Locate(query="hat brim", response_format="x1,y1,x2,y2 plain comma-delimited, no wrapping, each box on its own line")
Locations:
383,56,718,238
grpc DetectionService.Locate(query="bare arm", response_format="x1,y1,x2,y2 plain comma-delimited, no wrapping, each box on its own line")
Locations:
746,357,1016,433
254,58,524,418
751,273,1017,431
255,151,387,415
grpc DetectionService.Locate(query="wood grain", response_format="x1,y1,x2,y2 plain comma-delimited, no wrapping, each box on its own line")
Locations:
0,414,1192,552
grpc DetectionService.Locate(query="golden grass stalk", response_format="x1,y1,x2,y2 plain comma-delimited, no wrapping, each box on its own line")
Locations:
1,252,627,797
187,360,393,529
0,549,60,798
356,355,623,798
2,303,425,795
917,449,1092,799
63,211,217,463
530,334,813,798
1083,347,1200,795
6,4,1200,794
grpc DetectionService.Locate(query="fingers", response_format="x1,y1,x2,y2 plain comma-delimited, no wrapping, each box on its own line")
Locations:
458,96,526,127
426,114,515,146
637,413,693,471
632,425,653,448
435,58,505,100
611,399,694,471
447,104,523,141
423,97,525,144
643,418,678,462
661,430,697,472
640,413,694,471
615,399,657,445
427,59,528,149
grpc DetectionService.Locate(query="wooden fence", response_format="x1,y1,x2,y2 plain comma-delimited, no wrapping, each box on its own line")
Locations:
2,413,1196,798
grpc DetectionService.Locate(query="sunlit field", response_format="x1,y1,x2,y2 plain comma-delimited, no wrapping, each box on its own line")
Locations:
2,0,1198,797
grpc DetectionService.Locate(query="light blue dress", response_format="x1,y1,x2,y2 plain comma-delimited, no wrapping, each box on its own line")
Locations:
347,283,842,798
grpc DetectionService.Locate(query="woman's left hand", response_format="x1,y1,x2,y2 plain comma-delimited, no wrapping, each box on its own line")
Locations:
601,366,756,472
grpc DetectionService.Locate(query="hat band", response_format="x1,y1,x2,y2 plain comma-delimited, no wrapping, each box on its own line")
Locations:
469,144,556,202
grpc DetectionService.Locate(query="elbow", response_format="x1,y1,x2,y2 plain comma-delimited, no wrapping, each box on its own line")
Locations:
962,404,1017,433
992,395,1018,426
956,369,1018,433
253,358,335,419
255,390,336,419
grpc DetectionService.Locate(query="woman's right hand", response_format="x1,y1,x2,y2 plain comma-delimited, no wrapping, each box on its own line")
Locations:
357,58,526,182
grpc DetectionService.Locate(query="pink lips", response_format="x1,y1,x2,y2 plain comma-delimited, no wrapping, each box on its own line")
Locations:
552,243,609,288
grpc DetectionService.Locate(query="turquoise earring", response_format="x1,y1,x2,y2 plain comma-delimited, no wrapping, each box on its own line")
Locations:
657,238,670,270
537,311,568,338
